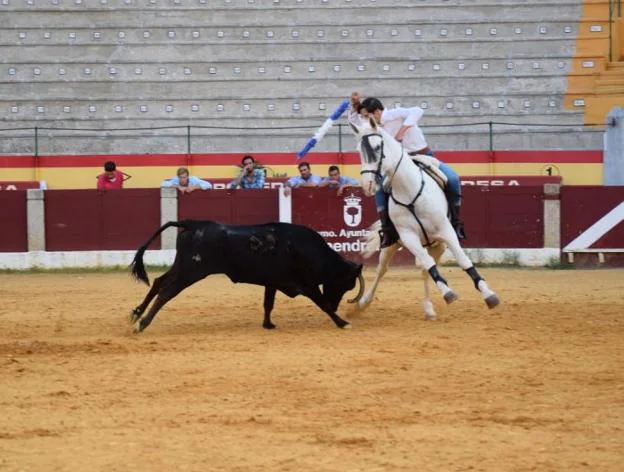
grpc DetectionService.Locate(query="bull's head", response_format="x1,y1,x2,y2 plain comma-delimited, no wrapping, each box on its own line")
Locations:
323,262,365,311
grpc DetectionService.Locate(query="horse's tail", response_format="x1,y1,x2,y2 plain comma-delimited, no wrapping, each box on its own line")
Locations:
130,221,190,286
361,220,382,259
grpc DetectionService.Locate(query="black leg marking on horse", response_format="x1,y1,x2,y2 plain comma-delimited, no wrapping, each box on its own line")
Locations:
428,265,448,286
305,286,350,329
263,286,277,329
465,266,484,290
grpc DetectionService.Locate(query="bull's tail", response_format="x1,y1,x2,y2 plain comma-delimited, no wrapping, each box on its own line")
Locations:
130,220,190,286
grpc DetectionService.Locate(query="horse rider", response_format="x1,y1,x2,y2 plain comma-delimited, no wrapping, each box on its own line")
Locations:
348,92,466,248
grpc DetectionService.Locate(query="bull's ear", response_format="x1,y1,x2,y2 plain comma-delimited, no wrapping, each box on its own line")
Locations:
369,116,378,131
349,122,360,135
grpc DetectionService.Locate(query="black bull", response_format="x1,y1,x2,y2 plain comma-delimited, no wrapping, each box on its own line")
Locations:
129,220,365,333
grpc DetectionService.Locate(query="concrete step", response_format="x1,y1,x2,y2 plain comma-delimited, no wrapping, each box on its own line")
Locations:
0,22,583,46
0,58,574,81
0,96,584,121
0,39,580,63
0,76,570,101
1,5,585,28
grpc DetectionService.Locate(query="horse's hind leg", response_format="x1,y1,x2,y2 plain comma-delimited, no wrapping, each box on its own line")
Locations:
358,243,399,311
441,225,500,309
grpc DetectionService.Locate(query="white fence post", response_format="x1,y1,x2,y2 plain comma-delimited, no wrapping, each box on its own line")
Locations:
543,183,561,249
26,189,45,252
279,187,292,223
604,107,624,186
160,187,178,250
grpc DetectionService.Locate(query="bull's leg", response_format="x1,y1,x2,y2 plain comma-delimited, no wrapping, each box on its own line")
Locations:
263,286,277,329
133,271,208,334
305,286,350,329
357,243,399,311
440,224,500,309
130,271,171,324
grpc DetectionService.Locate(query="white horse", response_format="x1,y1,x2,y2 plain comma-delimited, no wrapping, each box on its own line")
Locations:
349,117,500,319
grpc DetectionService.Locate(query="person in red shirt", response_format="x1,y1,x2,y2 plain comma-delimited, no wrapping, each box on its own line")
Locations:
97,161,130,190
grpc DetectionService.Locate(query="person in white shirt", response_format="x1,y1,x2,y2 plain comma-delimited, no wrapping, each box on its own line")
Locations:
349,93,466,247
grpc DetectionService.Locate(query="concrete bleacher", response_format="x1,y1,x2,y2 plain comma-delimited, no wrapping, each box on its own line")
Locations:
0,0,605,154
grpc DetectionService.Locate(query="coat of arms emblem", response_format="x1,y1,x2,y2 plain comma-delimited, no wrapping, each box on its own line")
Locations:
343,194,362,228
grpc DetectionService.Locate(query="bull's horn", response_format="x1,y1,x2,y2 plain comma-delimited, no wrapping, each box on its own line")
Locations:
347,273,365,304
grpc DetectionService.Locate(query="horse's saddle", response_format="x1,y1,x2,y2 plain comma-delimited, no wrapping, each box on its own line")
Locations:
409,154,448,191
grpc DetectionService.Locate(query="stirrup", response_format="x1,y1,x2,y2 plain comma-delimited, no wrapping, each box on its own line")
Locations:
454,221,467,240
379,227,399,248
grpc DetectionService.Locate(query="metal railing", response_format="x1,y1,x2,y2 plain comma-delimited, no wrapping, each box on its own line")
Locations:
609,0,623,62
0,120,608,158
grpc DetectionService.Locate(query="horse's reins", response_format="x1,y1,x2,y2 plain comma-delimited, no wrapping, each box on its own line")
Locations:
359,132,433,247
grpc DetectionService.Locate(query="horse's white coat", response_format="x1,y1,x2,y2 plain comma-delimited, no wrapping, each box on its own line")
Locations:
351,118,499,316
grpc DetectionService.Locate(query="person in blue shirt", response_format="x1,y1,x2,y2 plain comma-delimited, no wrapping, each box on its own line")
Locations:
319,165,360,195
284,161,321,196
161,167,212,193
229,155,266,189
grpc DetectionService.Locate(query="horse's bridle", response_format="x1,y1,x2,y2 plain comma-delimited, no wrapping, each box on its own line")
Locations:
358,131,432,247
359,132,404,187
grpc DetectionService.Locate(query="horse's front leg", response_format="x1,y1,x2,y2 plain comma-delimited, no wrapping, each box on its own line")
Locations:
358,243,399,310
440,223,500,309
422,243,446,320
399,231,458,304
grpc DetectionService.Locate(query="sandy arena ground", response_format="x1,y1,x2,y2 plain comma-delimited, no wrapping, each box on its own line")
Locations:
0,267,623,471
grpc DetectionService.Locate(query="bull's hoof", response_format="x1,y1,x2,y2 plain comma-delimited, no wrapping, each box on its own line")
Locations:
262,322,276,330
485,294,500,310
129,309,141,324
443,291,459,305
341,323,352,330
132,321,143,335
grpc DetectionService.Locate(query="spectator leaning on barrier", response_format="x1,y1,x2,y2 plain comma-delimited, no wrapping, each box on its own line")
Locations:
97,160,131,190
283,161,321,196
319,165,360,196
229,155,266,189
161,167,212,193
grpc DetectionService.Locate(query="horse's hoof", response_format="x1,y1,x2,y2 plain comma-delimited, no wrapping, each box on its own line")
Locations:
425,313,437,321
443,291,459,304
485,294,500,309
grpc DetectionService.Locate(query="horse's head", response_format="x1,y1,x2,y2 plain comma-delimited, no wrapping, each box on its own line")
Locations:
350,117,385,197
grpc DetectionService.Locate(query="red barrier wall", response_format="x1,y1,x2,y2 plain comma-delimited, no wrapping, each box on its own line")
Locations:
178,189,279,224
45,189,161,251
291,186,544,261
461,186,544,248
561,186,624,249
0,191,27,252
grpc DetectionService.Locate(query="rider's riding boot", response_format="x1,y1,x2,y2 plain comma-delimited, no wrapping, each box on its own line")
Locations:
379,203,400,248
449,203,467,240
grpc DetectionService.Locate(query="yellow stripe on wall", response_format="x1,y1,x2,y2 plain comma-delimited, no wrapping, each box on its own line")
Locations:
0,163,604,188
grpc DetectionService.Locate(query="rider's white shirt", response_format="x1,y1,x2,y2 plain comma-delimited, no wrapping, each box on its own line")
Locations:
349,106,428,153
